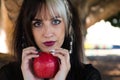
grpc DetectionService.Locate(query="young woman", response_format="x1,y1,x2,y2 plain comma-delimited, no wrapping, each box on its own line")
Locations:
0,0,101,80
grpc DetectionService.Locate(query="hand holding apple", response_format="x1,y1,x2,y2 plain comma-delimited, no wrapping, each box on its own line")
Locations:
33,52,59,78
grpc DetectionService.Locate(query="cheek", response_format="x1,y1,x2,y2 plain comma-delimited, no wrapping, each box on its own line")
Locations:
32,30,42,44
59,30,65,39
57,26,65,44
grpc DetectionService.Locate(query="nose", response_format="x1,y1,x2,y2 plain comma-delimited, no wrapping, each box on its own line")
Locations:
43,24,53,38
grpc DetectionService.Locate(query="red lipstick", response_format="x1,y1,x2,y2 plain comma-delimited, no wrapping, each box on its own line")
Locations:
43,41,55,47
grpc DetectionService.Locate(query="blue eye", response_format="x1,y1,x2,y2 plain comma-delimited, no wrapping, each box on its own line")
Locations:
52,19,61,25
33,20,42,27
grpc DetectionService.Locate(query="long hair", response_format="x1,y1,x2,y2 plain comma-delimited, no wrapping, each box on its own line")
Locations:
12,0,84,79
66,1,85,80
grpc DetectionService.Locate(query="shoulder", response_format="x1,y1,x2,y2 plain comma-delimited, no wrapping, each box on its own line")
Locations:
83,64,102,80
0,61,20,72
83,64,99,72
0,62,23,80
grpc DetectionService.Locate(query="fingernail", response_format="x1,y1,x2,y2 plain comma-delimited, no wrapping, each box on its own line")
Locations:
50,49,55,55
37,55,39,57
35,51,38,53
37,49,40,52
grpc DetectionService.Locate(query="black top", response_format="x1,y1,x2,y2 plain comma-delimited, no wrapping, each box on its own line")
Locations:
0,62,101,80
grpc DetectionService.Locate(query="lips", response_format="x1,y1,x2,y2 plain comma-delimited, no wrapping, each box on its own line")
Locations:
43,41,55,47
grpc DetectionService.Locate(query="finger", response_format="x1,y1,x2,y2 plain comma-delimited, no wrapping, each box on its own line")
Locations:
55,48,69,56
22,54,39,63
23,49,38,55
55,48,70,62
21,54,39,72
22,49,38,58
53,53,71,71
22,47,38,60
23,46,37,53
22,54,39,64
53,53,66,65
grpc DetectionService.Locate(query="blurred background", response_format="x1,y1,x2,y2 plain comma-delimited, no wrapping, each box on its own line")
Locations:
0,0,120,80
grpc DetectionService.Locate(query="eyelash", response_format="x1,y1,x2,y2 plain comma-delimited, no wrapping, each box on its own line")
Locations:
33,21,42,27
52,19,61,25
32,19,61,27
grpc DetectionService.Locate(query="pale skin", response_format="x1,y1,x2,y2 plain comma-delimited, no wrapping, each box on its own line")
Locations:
21,7,71,80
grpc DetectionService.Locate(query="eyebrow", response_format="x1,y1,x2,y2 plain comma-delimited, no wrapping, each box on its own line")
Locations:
33,16,61,21
51,16,61,19
32,19,41,22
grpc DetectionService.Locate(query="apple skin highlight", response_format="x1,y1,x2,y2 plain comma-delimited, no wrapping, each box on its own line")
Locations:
33,52,59,78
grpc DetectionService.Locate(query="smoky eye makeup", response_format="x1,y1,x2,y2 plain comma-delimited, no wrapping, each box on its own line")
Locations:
51,16,62,25
32,19,42,27
32,16,62,27
51,19,61,25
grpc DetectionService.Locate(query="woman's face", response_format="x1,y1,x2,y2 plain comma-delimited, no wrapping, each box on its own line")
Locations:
32,8,65,52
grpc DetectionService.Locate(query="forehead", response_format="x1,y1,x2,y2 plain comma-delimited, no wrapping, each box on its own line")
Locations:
35,5,60,20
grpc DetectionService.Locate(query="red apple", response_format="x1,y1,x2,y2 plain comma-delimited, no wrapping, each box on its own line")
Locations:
33,52,59,78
